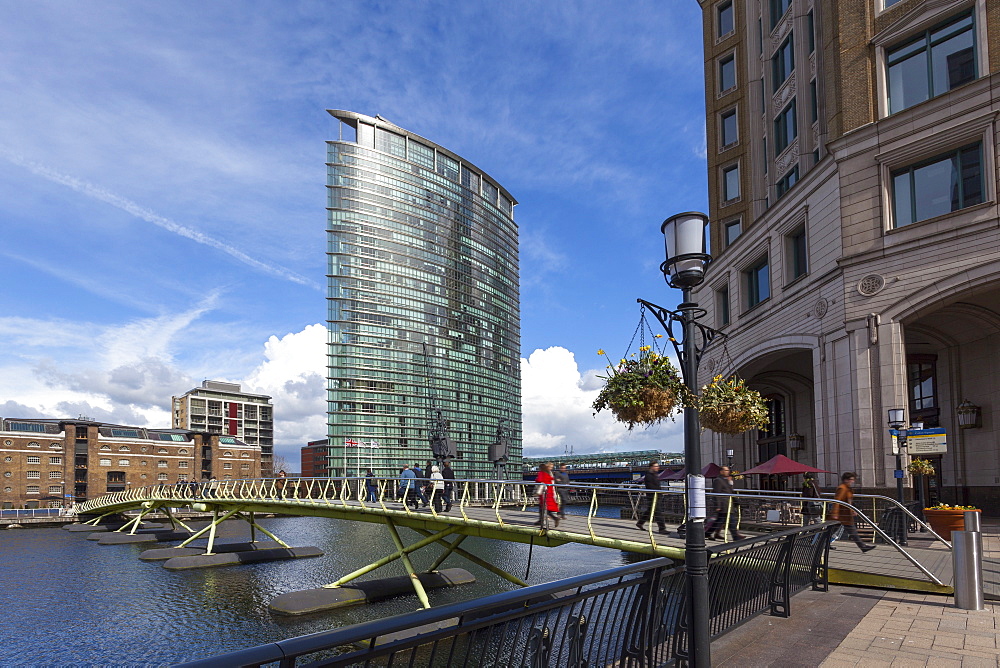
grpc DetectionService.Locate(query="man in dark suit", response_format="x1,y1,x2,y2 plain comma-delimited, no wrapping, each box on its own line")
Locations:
636,461,668,535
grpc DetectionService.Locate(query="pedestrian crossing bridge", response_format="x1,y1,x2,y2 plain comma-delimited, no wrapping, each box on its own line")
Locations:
75,476,962,609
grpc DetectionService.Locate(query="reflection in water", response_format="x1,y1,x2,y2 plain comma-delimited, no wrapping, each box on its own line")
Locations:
0,511,628,665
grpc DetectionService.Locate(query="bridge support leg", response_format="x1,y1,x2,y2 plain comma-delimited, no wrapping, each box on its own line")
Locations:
235,512,290,548
119,506,155,535
426,534,467,572
83,510,118,526
323,525,460,589
385,519,432,609
162,506,194,533
175,507,243,548
413,528,529,587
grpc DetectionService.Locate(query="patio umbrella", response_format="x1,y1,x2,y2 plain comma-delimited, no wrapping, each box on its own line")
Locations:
739,454,831,476
660,462,723,480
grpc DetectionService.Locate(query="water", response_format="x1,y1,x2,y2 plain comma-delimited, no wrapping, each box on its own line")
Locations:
0,508,631,666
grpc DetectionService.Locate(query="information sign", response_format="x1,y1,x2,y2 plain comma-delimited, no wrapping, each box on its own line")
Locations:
890,428,947,455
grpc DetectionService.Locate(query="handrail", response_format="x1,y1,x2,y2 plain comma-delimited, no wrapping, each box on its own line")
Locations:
76,476,945,586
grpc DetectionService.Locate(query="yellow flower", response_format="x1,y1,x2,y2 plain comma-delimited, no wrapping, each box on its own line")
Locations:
655,334,663,338
597,349,605,356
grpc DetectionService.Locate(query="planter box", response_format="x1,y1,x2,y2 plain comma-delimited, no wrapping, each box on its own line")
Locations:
924,508,980,541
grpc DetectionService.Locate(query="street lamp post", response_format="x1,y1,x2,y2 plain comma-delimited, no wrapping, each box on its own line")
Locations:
638,211,720,668
726,449,734,469
887,408,909,546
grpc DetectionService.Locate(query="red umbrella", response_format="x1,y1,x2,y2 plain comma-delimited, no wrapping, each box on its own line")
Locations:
740,454,831,476
660,463,723,480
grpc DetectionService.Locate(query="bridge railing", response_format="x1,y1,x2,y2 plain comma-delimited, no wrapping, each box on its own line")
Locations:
178,522,836,668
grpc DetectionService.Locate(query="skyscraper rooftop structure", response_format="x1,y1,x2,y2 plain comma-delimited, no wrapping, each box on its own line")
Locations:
326,111,521,479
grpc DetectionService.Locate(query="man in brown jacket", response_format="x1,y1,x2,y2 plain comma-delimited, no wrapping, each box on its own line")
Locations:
830,472,876,552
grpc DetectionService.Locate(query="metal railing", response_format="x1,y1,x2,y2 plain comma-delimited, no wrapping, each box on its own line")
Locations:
76,476,945,585
178,522,836,668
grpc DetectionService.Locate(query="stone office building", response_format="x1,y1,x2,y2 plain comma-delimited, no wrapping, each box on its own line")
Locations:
0,417,260,509
695,0,1000,510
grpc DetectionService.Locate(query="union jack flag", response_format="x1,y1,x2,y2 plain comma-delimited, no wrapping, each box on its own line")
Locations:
345,438,359,447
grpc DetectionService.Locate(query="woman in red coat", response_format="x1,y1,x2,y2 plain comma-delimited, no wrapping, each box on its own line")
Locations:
534,462,560,528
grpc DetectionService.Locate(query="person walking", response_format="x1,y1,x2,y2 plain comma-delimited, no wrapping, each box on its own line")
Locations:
429,465,445,512
704,466,746,540
636,461,668,535
829,472,876,552
277,470,287,499
411,463,429,508
534,462,560,529
398,464,417,507
801,473,823,525
441,461,455,511
364,468,378,502
553,464,571,518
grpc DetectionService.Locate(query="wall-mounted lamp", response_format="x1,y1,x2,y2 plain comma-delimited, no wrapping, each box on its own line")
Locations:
788,433,805,450
957,399,982,429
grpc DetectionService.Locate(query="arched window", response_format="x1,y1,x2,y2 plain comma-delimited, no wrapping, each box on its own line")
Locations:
119,446,130,452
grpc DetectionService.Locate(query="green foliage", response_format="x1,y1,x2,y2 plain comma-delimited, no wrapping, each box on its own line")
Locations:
697,375,769,434
592,347,688,429
907,458,935,476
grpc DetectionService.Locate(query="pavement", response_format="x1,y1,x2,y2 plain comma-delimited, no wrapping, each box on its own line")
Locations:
711,520,1000,667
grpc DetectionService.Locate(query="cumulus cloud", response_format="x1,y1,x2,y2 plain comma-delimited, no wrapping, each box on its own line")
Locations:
0,400,46,419
243,323,328,459
520,346,682,457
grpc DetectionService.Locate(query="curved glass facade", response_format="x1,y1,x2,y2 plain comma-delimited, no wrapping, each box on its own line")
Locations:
326,111,521,479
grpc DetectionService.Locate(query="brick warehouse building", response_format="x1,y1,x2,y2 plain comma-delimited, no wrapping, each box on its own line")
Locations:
695,0,1000,510
0,417,260,509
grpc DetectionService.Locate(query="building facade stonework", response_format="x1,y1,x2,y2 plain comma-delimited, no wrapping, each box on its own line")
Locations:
0,418,260,509
697,0,1000,511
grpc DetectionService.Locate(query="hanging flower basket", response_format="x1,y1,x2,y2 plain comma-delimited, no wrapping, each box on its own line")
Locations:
907,458,935,477
696,376,768,435
592,346,687,430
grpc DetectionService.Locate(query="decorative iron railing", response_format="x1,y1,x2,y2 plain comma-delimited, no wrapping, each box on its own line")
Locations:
177,522,836,668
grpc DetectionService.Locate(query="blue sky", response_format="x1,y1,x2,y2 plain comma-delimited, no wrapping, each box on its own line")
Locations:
0,1,708,466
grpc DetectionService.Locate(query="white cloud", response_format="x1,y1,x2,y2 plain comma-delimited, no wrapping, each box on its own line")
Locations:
520,346,682,457
243,324,328,460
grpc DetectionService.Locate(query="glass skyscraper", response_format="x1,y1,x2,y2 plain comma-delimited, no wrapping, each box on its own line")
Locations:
326,110,521,480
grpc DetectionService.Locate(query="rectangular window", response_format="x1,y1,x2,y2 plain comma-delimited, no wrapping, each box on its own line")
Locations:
118,459,130,466
49,457,61,465
375,128,406,158
26,471,40,479
48,486,61,494
907,354,939,424
725,220,742,246
892,143,983,227
717,286,731,326
773,34,794,91
157,460,168,468
719,54,736,92
787,226,808,280
9,422,45,433
179,461,189,468
408,140,435,170
722,164,740,201
718,1,734,37
99,458,111,466
887,12,976,115
27,456,40,464
746,257,771,309
26,485,39,494
110,428,141,438
721,109,738,146
771,0,792,28
777,166,799,198
810,81,818,123
763,136,768,174
49,471,61,479
774,100,797,153
224,462,233,469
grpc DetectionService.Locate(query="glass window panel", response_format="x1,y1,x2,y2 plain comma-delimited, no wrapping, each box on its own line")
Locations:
720,55,736,91
893,171,913,226
961,145,983,206
718,1,734,36
911,157,956,221
932,30,975,96
773,35,794,91
888,52,930,114
725,220,741,245
723,165,740,200
721,110,738,146
717,287,730,325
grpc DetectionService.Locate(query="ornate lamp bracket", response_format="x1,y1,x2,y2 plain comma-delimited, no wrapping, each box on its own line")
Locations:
637,298,726,377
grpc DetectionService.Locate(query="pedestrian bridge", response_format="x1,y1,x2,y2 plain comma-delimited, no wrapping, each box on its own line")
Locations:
75,476,962,608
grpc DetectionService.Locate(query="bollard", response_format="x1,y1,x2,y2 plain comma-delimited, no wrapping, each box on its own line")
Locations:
952,530,984,610
963,510,981,533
